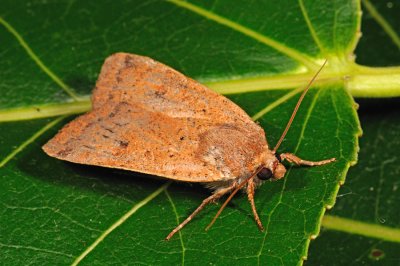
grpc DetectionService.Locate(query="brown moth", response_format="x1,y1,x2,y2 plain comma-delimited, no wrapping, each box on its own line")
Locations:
42,53,335,240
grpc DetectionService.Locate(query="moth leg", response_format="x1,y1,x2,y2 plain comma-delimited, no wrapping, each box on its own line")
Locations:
246,177,264,231
280,153,336,166
165,183,236,241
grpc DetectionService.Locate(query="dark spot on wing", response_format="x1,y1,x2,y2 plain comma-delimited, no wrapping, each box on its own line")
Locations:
57,148,73,157
83,145,95,150
118,140,129,148
113,121,129,127
124,55,135,67
102,126,114,133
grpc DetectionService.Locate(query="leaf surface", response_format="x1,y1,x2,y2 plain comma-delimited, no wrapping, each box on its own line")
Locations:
308,99,400,265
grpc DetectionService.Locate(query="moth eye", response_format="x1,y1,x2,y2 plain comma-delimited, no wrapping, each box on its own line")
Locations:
257,168,273,180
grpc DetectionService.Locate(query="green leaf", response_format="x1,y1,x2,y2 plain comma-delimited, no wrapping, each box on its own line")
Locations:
308,0,400,264
308,98,400,264
2,0,390,264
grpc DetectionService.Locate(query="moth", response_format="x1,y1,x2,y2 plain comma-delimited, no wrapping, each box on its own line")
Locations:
42,53,335,240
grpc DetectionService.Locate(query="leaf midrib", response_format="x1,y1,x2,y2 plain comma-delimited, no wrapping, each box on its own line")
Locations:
3,62,400,123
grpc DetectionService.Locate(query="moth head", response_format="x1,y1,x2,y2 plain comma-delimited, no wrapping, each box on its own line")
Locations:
257,155,286,181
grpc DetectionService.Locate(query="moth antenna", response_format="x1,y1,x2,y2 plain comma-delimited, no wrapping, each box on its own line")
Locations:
205,166,263,231
273,59,328,153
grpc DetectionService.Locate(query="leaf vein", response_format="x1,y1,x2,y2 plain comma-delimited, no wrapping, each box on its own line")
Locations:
362,0,400,49
0,115,66,168
71,182,170,266
2,204,101,232
0,242,74,258
251,87,303,121
298,0,326,55
322,215,400,243
167,0,318,69
0,72,342,122
0,99,91,123
330,89,344,162
0,16,80,100
165,189,186,266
